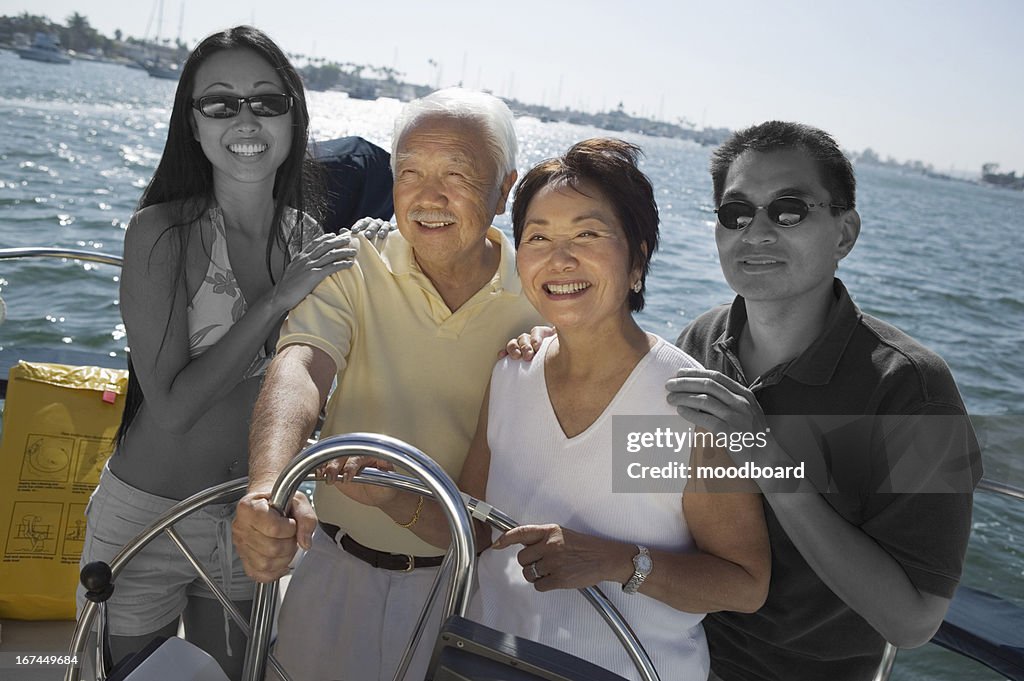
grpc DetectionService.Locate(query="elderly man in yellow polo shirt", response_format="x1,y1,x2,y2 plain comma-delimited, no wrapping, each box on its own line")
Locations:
232,88,542,681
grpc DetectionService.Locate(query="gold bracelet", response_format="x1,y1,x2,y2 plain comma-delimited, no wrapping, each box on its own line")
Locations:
395,496,424,529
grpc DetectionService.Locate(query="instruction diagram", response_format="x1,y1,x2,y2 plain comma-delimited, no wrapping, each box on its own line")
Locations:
75,438,112,485
62,503,88,561
5,501,62,557
20,434,74,482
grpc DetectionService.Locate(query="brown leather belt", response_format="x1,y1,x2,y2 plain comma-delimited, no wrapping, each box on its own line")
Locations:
319,521,443,571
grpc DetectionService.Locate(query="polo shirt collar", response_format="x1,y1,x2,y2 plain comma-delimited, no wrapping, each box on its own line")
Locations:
716,278,861,387
490,227,523,295
379,226,522,296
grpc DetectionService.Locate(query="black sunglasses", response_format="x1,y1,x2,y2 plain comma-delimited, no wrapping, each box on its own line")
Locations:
715,197,847,230
190,94,293,119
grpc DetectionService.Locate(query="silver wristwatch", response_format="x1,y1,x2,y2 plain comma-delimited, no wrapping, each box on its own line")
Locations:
622,545,652,594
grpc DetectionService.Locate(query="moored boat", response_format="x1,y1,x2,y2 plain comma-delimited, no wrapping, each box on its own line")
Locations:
143,59,180,80
16,33,72,65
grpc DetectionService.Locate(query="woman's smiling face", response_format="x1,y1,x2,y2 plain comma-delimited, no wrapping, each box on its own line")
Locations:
516,182,639,331
190,48,293,189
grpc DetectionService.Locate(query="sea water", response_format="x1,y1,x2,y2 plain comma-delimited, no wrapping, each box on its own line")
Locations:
1,50,1021,680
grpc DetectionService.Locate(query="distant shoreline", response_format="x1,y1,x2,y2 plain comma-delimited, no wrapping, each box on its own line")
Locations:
0,13,1018,187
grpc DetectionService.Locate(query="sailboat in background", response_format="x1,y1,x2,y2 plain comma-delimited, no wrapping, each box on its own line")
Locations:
145,60,180,80
142,0,181,80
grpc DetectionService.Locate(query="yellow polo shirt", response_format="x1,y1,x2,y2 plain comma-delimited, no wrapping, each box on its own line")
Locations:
278,227,542,556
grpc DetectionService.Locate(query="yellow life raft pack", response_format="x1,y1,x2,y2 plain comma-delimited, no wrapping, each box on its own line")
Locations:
0,360,127,619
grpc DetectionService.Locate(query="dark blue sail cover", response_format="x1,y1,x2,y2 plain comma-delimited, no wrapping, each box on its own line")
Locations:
932,585,1024,680
311,136,394,234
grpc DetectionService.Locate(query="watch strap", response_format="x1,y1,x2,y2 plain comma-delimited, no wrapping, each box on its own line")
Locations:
622,545,651,594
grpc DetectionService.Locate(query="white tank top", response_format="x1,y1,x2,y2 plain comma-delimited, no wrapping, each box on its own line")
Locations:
473,334,710,680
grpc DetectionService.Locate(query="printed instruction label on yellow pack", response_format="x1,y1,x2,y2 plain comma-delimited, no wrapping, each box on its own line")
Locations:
0,361,127,620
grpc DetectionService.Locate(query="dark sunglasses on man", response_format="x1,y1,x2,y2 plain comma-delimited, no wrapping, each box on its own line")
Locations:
715,197,847,230
191,94,293,119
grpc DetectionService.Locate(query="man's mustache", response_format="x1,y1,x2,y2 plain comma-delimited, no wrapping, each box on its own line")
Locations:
407,211,458,224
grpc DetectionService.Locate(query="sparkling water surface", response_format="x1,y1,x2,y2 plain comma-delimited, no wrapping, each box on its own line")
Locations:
1,50,1021,680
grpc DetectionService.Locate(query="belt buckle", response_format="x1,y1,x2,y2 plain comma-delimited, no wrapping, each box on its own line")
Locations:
402,554,415,572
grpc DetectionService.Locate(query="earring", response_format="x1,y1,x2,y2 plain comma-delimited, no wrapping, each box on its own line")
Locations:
631,280,642,293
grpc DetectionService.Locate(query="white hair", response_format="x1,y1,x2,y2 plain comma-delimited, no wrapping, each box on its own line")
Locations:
391,87,517,179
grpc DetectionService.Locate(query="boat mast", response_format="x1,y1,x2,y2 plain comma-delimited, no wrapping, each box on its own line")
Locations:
155,0,164,46
176,1,184,46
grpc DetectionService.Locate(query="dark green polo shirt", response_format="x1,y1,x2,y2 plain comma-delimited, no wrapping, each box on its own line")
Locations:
677,278,982,681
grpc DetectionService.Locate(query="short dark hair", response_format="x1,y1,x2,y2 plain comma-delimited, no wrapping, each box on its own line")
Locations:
710,121,856,213
511,138,658,312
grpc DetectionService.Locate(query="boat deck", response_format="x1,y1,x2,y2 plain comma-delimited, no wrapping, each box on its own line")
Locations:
1,618,78,680
0,575,292,680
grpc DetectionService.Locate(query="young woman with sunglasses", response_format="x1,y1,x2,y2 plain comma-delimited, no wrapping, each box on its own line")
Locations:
76,26,355,678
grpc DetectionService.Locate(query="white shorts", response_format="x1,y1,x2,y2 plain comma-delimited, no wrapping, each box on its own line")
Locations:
76,466,254,636
270,525,445,681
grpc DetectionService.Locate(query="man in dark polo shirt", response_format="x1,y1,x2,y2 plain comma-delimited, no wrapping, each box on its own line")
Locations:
667,121,981,681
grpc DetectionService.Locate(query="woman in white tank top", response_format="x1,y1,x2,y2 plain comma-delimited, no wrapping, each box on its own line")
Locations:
338,139,770,680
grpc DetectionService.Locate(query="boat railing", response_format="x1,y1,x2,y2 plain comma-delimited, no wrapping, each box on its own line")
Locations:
873,477,1024,681
977,477,1024,502
0,247,125,397
0,247,123,268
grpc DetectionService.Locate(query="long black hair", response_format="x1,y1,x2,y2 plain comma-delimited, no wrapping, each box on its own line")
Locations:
116,26,321,445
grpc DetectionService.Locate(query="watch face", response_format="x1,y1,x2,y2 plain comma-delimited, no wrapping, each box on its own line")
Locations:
636,554,653,573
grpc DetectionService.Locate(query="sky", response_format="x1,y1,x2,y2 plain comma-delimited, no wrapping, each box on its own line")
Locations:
5,0,1022,174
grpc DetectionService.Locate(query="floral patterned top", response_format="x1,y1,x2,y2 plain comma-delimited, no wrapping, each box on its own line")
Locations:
186,205,320,378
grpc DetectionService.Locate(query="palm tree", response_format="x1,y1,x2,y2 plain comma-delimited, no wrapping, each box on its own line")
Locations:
66,12,88,32
63,12,105,52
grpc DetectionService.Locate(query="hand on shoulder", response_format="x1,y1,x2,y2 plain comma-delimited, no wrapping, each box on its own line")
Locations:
271,231,359,312
349,216,396,251
499,325,555,360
